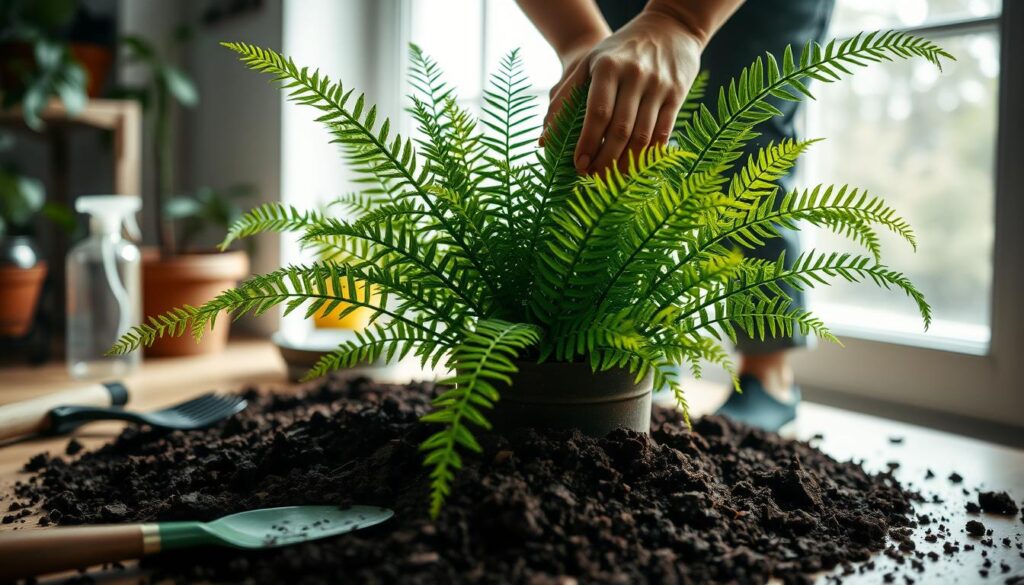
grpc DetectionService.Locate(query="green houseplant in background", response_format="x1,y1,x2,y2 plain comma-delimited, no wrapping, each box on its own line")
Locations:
163,184,255,254
0,165,72,336
111,31,950,516
0,0,88,130
116,33,250,357
1,0,116,129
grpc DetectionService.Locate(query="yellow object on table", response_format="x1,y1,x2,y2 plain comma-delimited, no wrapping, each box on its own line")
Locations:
313,278,376,330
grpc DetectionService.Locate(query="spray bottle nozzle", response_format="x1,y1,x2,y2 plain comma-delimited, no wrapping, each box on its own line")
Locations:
76,195,142,237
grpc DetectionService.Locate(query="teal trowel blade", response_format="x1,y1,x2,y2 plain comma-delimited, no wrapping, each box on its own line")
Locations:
156,505,395,551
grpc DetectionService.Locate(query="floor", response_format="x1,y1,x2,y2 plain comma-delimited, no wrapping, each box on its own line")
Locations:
0,340,1021,583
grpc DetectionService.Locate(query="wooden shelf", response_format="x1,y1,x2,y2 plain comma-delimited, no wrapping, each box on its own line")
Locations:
0,98,142,196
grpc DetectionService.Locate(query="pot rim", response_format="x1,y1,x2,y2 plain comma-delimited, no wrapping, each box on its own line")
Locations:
0,262,48,276
142,248,249,282
497,359,654,404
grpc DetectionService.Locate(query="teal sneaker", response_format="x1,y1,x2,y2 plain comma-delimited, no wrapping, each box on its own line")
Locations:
715,374,800,432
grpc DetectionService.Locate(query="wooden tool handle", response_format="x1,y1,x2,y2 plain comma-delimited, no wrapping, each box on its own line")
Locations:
0,523,150,580
0,382,129,441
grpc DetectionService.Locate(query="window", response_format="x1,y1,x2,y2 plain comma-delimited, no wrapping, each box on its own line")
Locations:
407,0,557,123
802,0,1002,354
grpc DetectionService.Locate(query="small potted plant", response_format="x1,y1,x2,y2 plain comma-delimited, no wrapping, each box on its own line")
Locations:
112,32,951,516
0,0,90,130
0,166,71,336
117,33,250,356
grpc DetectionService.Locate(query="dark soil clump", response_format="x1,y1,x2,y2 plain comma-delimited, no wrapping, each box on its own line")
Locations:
14,376,920,584
978,491,1020,516
967,519,987,536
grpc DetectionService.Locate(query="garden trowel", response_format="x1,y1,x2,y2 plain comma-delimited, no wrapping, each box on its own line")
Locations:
0,505,393,580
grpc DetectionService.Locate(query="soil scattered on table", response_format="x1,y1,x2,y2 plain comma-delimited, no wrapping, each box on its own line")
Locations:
64,438,83,456
978,491,1020,516
2,376,1005,584
967,520,987,536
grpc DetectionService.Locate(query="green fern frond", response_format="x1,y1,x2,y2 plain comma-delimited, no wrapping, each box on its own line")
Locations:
705,295,839,345
547,308,645,362
224,42,500,300
643,183,918,306
222,42,429,201
221,202,321,249
420,320,541,518
668,378,692,427
727,138,820,201
673,251,932,328
589,169,731,313
106,306,200,355
521,85,588,294
676,69,710,124
719,184,917,252
654,333,734,426
328,191,394,220
407,45,489,234
304,321,453,381
479,49,539,289
676,30,954,176
480,49,539,171
301,215,487,315
643,248,746,309
575,145,698,207
114,263,457,355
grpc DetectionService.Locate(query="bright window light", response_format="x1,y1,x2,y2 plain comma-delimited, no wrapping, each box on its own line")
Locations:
803,11,1000,353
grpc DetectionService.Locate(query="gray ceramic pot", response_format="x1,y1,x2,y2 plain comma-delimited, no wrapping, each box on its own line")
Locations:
490,360,654,436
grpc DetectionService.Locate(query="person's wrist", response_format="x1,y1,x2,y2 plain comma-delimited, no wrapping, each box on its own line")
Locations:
556,29,609,68
643,0,712,48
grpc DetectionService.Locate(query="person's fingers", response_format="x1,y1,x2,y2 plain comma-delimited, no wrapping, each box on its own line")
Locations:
619,94,661,172
652,94,684,147
573,57,618,173
588,76,643,174
541,63,587,146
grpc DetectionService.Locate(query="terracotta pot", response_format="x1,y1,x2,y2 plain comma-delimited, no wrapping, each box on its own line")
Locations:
489,360,654,436
0,262,47,337
0,42,112,99
69,43,114,98
142,250,249,357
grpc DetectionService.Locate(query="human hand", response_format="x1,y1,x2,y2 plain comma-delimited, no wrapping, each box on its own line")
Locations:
543,8,705,175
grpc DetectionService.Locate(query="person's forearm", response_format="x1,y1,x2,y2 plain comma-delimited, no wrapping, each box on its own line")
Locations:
515,0,611,61
643,0,744,47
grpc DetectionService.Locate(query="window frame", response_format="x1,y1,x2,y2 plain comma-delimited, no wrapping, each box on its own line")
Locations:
789,6,1023,428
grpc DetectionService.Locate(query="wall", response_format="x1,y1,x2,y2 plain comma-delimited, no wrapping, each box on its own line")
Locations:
118,0,283,334
183,0,284,335
277,0,402,341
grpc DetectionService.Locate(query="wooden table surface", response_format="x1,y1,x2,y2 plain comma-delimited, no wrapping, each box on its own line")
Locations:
0,340,1021,584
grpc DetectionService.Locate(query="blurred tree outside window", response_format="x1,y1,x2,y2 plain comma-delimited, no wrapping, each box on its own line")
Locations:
803,0,1001,352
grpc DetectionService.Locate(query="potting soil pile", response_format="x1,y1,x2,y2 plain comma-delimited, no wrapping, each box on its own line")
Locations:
5,376,1006,584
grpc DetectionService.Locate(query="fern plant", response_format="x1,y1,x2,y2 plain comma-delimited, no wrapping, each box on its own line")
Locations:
111,31,951,517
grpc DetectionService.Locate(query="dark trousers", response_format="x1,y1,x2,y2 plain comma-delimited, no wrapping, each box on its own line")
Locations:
597,0,835,353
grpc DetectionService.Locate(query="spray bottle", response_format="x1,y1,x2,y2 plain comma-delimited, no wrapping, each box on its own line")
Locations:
67,195,142,379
